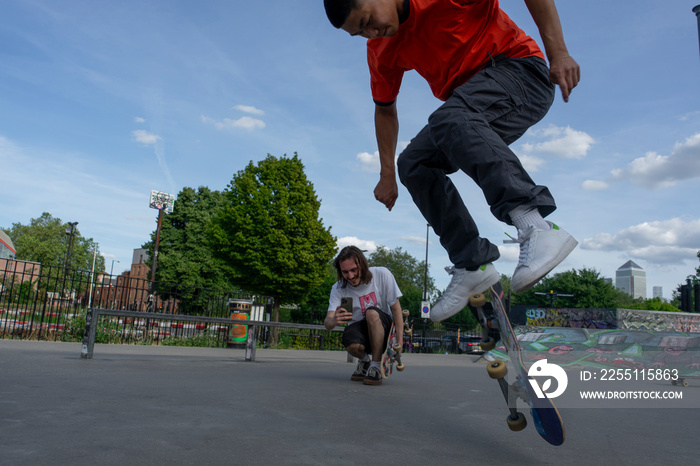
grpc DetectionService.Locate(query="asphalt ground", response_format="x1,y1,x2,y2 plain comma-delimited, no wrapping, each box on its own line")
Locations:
1,340,698,465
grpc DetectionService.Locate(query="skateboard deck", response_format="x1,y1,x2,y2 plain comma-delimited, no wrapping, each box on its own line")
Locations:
469,282,566,446
380,322,405,379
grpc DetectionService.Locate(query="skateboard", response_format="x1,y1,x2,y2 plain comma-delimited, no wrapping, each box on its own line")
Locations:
469,282,566,446
379,322,405,379
672,376,700,387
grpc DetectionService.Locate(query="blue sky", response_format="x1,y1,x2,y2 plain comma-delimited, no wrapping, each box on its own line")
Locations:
1,0,699,301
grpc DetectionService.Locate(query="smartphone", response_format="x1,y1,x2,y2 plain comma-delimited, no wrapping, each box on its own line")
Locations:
340,297,353,314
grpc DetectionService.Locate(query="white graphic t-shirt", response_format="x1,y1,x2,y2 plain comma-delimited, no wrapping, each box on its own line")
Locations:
328,267,402,324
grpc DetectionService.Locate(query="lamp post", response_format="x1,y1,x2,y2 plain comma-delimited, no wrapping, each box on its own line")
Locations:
62,222,78,303
694,5,700,60
423,223,429,301
421,224,430,353
148,191,175,282
148,190,175,312
64,222,78,269
110,260,119,278
109,260,119,309
88,244,97,309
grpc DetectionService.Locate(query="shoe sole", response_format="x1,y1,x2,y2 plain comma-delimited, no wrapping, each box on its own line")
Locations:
363,378,382,386
512,236,578,293
430,270,500,323
351,376,365,382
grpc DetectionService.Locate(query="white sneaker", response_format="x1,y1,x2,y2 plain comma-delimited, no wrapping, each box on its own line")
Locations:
430,263,500,322
507,222,578,293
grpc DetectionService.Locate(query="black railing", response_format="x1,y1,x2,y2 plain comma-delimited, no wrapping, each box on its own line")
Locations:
0,259,271,343
1,259,481,353
0,260,87,341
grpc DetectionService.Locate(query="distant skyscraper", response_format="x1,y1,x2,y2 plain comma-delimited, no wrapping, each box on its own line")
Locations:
653,286,663,300
616,260,646,299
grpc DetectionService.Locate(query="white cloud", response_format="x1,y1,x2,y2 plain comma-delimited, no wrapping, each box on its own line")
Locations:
400,236,429,246
356,146,407,173
357,151,380,173
0,133,156,247
518,153,545,172
134,117,146,123
581,179,609,191
498,243,520,262
337,236,377,253
610,133,700,189
581,218,700,265
521,125,595,159
201,115,266,132
233,105,265,116
130,131,173,190
679,111,700,122
132,129,161,145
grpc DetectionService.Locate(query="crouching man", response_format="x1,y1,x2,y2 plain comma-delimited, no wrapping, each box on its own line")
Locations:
325,246,403,385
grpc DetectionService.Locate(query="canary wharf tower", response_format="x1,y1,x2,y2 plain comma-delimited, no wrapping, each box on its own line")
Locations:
616,260,646,300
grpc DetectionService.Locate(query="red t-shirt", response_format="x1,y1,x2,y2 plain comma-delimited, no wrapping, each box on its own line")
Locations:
368,0,544,104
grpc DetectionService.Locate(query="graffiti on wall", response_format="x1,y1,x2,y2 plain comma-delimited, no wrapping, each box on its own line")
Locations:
618,309,700,333
489,326,700,376
525,308,617,329
524,307,700,334
507,309,700,375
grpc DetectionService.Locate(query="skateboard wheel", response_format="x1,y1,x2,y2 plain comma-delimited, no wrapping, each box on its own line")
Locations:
480,337,496,351
402,309,409,317
396,363,405,371
404,327,412,335
487,360,507,379
507,412,527,432
469,293,486,307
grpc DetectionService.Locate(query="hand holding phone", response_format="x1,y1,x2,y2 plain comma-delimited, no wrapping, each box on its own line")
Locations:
336,297,353,324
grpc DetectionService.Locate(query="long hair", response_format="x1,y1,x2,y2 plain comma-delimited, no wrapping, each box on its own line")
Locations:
333,245,373,288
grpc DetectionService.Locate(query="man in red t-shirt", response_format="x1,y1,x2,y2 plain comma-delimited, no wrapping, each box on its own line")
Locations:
324,0,580,322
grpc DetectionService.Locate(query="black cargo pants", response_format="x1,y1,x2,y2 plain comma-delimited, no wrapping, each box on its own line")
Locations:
397,56,557,270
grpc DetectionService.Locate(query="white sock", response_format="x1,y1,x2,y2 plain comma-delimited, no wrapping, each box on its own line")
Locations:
370,361,381,369
509,206,549,231
360,355,371,362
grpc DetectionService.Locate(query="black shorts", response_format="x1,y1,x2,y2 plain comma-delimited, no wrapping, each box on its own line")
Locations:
342,307,393,355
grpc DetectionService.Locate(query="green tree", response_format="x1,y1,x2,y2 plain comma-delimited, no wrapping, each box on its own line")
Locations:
368,245,436,317
623,297,681,313
670,250,700,310
293,262,337,323
513,267,629,308
3,212,103,272
209,153,337,329
143,186,234,292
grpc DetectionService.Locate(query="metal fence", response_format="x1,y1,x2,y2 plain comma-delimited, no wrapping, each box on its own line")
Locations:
1,260,84,341
1,259,482,354
0,259,271,346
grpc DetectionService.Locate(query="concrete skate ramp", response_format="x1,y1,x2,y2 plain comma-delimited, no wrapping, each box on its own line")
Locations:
490,308,700,377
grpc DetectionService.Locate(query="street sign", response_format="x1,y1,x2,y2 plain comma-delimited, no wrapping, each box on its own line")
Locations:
421,301,430,319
